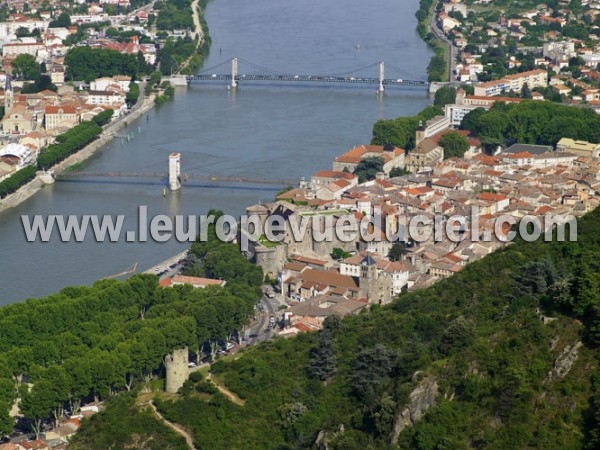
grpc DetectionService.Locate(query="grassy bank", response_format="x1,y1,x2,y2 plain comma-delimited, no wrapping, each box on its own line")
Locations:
178,0,212,75
416,0,449,82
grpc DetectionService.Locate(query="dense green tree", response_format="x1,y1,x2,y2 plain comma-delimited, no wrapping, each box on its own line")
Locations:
307,332,338,381
65,46,141,82
351,344,396,403
439,131,470,159
353,156,385,182
388,243,405,261
126,81,140,107
439,316,475,355
389,167,411,177
371,106,443,150
0,400,14,436
459,107,486,132
21,380,55,438
331,248,351,260
433,86,456,107
10,54,40,80
49,12,71,28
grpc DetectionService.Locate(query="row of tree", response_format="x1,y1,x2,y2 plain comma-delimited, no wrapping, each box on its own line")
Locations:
0,218,263,438
0,165,36,199
37,120,103,170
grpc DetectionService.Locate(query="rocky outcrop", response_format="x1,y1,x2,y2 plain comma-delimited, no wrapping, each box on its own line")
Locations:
545,341,583,383
315,424,344,450
389,377,439,444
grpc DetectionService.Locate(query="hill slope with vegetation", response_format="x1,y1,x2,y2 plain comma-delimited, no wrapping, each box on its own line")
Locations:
0,216,262,440
70,207,600,449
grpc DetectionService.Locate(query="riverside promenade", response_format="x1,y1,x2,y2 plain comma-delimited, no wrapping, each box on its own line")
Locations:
0,91,156,214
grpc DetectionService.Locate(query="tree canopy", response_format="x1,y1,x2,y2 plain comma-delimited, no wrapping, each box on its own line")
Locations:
10,54,40,80
460,101,600,148
439,131,470,159
65,46,146,82
371,106,444,150
353,156,384,182
433,86,456,107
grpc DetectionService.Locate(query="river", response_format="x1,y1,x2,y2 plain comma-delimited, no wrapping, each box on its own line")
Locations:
0,0,432,303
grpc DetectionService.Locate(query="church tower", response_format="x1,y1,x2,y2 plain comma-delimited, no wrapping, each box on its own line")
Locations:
4,74,13,113
415,120,425,147
359,253,378,302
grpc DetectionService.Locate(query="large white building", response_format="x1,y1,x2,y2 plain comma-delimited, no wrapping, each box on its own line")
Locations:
0,142,36,168
0,19,48,40
474,69,548,96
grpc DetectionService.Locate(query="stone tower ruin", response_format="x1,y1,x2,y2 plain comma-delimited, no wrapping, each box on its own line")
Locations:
165,348,189,393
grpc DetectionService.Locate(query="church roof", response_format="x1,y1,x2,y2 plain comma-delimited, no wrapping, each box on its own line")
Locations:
361,254,377,266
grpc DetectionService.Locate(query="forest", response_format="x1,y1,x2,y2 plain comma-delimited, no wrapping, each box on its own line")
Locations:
372,100,600,155
70,201,600,449
0,221,262,440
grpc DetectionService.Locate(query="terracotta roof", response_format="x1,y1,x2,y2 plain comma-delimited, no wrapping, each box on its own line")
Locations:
172,275,224,287
292,255,327,266
477,192,508,202
283,262,308,272
46,106,78,116
288,268,359,290
313,170,356,180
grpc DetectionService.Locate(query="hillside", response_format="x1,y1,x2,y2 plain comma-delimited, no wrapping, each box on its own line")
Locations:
68,206,600,449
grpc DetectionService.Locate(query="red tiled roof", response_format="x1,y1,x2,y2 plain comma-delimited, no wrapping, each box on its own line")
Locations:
313,170,356,180
45,105,78,114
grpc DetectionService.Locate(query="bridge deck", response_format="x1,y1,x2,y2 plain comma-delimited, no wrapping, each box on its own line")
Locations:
57,171,297,186
187,74,429,88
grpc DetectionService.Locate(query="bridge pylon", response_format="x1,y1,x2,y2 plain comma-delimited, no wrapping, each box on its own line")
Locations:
231,58,238,88
378,61,385,94
169,152,181,191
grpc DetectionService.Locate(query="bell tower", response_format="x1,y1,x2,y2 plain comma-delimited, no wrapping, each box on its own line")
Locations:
4,73,13,112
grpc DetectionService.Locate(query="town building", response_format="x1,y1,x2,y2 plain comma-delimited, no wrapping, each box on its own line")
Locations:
474,69,548,96
556,138,600,158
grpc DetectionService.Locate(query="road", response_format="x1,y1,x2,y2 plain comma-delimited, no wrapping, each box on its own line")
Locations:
429,1,457,82
246,291,280,346
112,0,158,27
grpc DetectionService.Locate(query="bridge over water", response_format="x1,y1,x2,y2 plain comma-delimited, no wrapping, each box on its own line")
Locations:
56,171,299,188
185,58,430,92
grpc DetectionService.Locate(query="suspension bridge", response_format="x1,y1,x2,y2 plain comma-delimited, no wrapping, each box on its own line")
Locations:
56,171,298,187
185,58,429,92
54,152,299,189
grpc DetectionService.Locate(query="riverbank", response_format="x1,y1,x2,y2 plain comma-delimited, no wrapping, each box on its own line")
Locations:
0,0,209,214
0,91,156,214
416,0,451,82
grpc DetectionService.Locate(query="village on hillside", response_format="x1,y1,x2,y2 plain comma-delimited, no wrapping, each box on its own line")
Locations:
244,112,600,336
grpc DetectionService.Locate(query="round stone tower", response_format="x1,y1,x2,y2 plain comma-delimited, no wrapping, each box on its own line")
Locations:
165,348,189,393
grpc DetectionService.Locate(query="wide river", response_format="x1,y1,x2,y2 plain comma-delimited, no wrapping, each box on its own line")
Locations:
0,0,432,303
